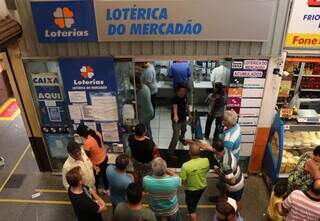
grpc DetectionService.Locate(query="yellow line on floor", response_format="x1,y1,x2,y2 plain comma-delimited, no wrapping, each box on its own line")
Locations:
0,198,215,208
0,198,71,205
35,189,67,193
0,143,31,192
0,98,15,113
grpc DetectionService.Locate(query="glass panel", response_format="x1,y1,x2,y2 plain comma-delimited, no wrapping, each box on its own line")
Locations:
24,60,71,171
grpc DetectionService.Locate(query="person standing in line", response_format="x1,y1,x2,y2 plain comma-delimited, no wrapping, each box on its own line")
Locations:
62,141,97,190
141,62,158,118
76,125,109,193
267,181,287,221
282,179,320,221
129,124,159,183
220,110,241,160
180,144,210,221
212,198,244,221
66,166,106,221
200,138,244,203
210,60,230,88
113,183,157,221
143,157,181,221
135,76,154,140
106,154,134,210
168,84,191,159
168,61,191,89
204,82,226,140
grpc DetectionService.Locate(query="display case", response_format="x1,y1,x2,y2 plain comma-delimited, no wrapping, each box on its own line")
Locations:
271,57,320,179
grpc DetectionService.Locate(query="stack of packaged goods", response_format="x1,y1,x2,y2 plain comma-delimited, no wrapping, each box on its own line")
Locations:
280,131,320,173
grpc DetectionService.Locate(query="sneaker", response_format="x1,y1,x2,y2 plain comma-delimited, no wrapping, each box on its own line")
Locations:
0,157,5,167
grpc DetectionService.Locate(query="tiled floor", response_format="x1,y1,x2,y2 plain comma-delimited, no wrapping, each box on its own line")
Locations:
0,111,270,221
152,105,210,149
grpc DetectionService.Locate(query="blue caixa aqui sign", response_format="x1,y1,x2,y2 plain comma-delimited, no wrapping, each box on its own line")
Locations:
31,0,97,43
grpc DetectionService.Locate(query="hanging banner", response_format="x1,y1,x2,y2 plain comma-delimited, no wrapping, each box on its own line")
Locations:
94,0,275,42
285,0,320,48
31,72,69,127
31,0,98,43
59,57,120,143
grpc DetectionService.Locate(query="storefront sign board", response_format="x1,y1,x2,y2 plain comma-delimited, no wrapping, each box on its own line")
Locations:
285,0,320,48
94,0,275,42
31,0,98,43
31,0,275,43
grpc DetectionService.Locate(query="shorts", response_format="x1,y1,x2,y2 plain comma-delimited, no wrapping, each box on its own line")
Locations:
227,188,244,202
185,188,205,214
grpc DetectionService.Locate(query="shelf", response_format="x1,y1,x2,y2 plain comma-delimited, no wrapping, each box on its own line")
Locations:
284,124,320,131
300,98,320,102
301,75,320,78
279,173,289,178
301,88,320,92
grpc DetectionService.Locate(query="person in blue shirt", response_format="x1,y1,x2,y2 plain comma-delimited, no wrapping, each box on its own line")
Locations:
220,110,241,160
106,154,134,211
168,61,191,89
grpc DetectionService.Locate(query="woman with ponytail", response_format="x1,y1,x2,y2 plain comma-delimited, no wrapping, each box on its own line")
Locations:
76,124,109,193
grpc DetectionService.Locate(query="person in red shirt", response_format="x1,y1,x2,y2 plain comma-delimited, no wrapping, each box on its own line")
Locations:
77,125,108,193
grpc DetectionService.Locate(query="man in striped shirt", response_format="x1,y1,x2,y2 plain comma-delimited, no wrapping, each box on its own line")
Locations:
200,138,244,203
143,157,181,221
283,179,320,221
220,110,241,160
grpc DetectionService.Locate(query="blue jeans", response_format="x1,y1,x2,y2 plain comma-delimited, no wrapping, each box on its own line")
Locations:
156,211,181,221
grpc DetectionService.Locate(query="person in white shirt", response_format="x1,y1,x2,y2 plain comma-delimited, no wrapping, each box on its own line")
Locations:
62,141,98,190
210,60,230,87
141,62,158,118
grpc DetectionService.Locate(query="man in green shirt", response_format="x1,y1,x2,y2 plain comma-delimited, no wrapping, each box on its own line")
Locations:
180,144,210,221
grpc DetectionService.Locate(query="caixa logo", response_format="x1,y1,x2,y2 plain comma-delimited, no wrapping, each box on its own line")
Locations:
45,7,89,38
308,0,320,7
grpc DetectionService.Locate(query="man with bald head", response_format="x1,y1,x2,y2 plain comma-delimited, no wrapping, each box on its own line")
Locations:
180,143,210,221
283,179,320,220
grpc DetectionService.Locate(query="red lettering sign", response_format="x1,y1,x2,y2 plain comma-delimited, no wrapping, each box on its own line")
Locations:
308,0,320,7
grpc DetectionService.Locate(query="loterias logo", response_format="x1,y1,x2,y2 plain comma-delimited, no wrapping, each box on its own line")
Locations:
80,66,94,79
308,0,320,7
31,1,98,43
73,65,105,88
45,6,89,38
54,7,75,29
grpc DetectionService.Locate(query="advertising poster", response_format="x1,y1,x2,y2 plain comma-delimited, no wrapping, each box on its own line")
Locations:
229,59,268,87
31,72,68,127
59,57,120,143
285,0,320,48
